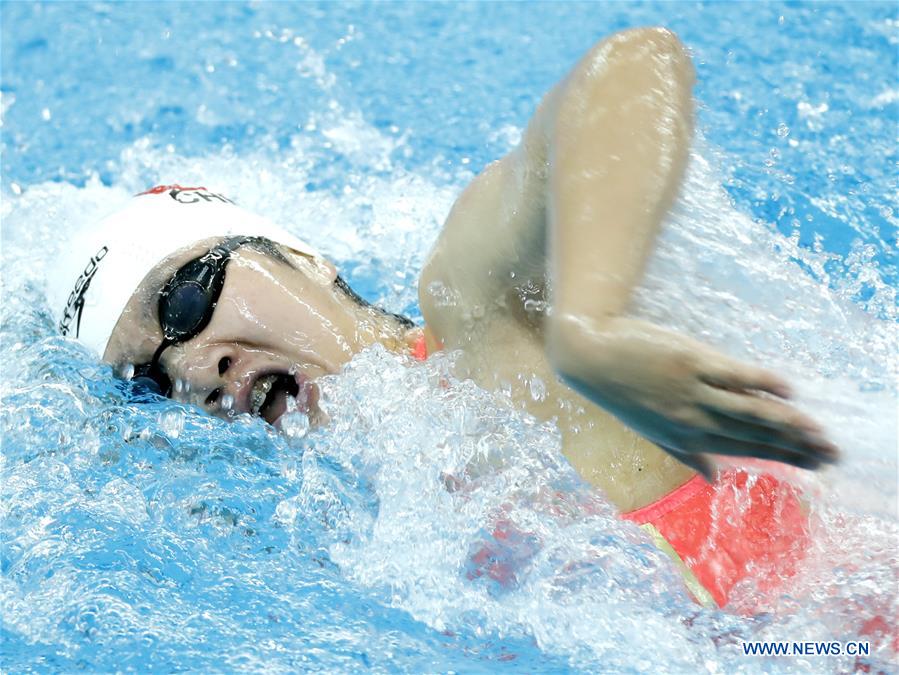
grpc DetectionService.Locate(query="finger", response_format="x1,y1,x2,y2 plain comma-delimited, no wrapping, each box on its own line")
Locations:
659,445,716,483
701,389,840,463
698,433,831,470
696,405,840,464
700,361,793,399
700,387,824,436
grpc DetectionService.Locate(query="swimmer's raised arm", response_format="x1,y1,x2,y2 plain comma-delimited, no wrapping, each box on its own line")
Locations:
422,27,839,478
542,28,839,475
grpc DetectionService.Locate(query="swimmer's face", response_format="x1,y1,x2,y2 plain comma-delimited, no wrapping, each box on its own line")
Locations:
104,237,408,426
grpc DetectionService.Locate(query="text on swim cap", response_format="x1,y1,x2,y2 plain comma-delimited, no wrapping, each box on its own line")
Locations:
138,185,235,205
59,246,108,338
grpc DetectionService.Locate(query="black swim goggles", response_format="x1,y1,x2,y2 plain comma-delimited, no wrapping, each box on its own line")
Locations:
131,236,252,396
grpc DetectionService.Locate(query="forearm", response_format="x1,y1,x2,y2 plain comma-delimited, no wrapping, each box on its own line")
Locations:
548,28,695,323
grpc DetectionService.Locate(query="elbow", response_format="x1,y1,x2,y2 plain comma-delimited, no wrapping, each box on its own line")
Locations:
580,26,695,88
610,26,688,58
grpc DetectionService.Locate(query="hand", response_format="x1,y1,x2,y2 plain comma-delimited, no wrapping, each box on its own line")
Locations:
547,315,840,479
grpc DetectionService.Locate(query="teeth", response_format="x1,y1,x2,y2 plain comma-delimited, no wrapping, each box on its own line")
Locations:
250,374,279,416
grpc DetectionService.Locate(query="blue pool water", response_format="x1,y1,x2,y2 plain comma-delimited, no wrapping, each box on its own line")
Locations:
1,2,897,673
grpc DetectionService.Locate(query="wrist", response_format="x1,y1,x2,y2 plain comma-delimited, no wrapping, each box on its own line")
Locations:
547,311,615,376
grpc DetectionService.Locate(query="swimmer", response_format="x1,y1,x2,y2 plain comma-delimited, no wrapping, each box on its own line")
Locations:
47,28,838,606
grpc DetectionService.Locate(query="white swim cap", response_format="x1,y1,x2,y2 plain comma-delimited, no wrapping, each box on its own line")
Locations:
45,185,321,357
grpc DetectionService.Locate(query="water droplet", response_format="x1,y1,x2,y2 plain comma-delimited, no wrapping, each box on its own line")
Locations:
529,376,547,402
426,280,458,307
159,409,184,439
523,298,548,314
220,393,235,412
280,411,310,439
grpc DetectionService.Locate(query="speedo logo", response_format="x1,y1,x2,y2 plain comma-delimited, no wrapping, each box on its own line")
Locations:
138,184,234,205
59,246,108,338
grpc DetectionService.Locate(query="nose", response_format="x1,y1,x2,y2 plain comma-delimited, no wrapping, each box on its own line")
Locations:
166,342,245,414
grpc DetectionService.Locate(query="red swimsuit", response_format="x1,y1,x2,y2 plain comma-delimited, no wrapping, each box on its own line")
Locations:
622,470,810,607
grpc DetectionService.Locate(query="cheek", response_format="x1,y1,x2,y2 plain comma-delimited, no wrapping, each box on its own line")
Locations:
214,281,340,351
211,257,356,369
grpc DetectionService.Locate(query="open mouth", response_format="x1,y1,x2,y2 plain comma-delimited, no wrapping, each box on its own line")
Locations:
249,371,304,425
